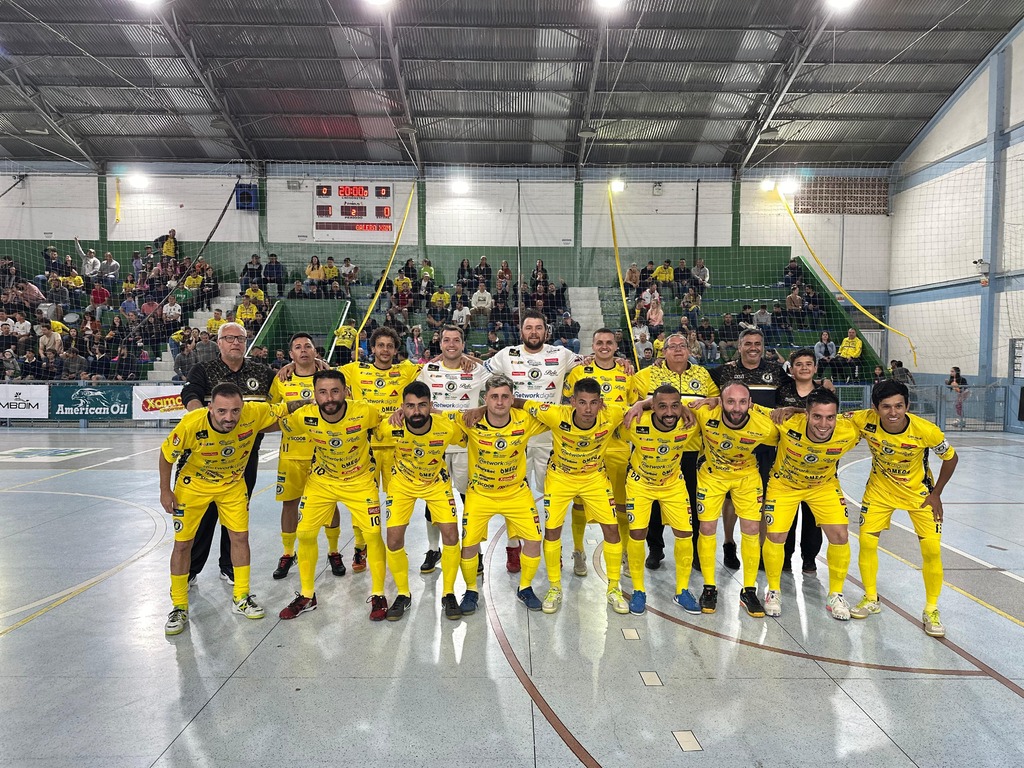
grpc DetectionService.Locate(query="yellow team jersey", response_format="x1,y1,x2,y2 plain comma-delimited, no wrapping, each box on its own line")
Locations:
270,373,315,460
394,275,412,293
631,363,719,403
694,404,779,474
50,320,68,335
459,408,547,494
838,337,863,358
280,401,382,482
162,402,285,489
184,274,203,290
334,325,357,349
771,414,860,489
245,287,265,303
844,410,955,498
625,411,701,484
322,265,340,282
162,237,176,258
563,362,632,448
521,400,625,474
387,414,461,485
430,290,451,306
652,265,674,282
339,359,421,446
653,337,665,359
207,317,226,334
63,275,84,290
236,303,258,322
121,280,136,294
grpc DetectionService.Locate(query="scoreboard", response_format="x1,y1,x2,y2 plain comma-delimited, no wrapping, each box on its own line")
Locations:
312,182,395,243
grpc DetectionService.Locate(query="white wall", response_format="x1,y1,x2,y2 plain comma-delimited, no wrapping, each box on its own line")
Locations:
995,283,1024,379
425,181,571,247
889,161,986,291
582,181,732,248
889,295,981,377
740,182,891,291
267,178,418,245
903,67,990,171
0,175,98,240
1001,144,1024,273
109,176,258,243
1007,35,1024,129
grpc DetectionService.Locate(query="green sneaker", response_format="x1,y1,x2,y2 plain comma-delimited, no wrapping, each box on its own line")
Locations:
850,596,881,619
922,608,946,638
542,586,563,614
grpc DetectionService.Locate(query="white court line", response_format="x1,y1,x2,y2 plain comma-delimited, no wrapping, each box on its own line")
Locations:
838,456,1024,585
259,450,279,463
0,446,163,492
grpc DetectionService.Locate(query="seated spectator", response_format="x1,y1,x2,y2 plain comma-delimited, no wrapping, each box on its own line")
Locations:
110,344,138,381
322,257,340,287
393,285,412,320
652,330,666,360
484,328,504,359
639,261,656,287
892,359,915,385
770,303,794,345
62,346,88,380
690,258,710,295
195,331,218,363
673,259,693,299
140,313,165,358
340,258,359,295
244,283,266,309
236,295,259,330
263,253,286,296
37,320,63,358
803,285,822,318
173,339,196,383
752,304,772,333
456,259,475,287
490,297,515,344
783,256,804,288
652,259,674,295
429,285,450,309
154,228,180,259
426,298,448,332
638,281,660,313
40,348,63,380
405,326,428,364
646,298,665,339
738,304,756,330
287,280,306,300
66,327,89,357
470,281,493,327
304,256,325,291
834,327,863,382
413,274,435,312
168,325,189,359
814,331,836,378
495,259,511,286
681,288,701,328
474,257,493,290
270,349,288,371
2,349,20,379
398,258,418,280
384,307,409,340
614,329,629,359
393,270,412,299
547,279,568,315
0,323,16,354
631,319,650,345
872,365,887,385
46,277,70,316
16,280,45,309
207,309,227,336
450,300,470,331
554,311,580,354
635,331,653,361
785,285,804,326
199,267,218,310
20,349,44,379
87,344,110,379
325,281,345,301
122,273,138,298
687,330,707,364
97,252,120,291
493,275,511,304
163,294,183,332
696,317,719,361
1,265,19,293
119,293,140,319
718,313,740,361
531,260,549,290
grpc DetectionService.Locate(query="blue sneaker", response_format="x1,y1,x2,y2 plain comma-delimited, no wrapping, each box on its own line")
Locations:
516,586,542,611
459,590,479,616
675,589,701,615
629,590,646,615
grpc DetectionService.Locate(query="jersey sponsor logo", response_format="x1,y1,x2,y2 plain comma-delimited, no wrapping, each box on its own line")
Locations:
544,358,559,365
427,363,440,371
528,369,542,380
511,429,524,436
707,419,719,428
494,438,508,451
414,448,425,458
391,429,404,437
577,440,590,448
636,426,650,434
558,421,572,431
237,429,253,440
172,434,180,446
595,430,608,439
300,389,312,399
882,445,895,455
601,383,611,393
304,417,319,426
374,378,386,388
329,438,342,448
173,519,183,532
864,423,877,433
221,446,236,457
690,380,701,390
656,445,669,455
445,381,457,392
719,440,733,450
804,454,819,463
460,394,470,400
246,377,260,391
429,439,445,446
740,437,756,444
826,447,843,455
615,376,626,382
201,451,218,456
195,430,208,439
546,382,556,389
345,424,362,434
787,430,802,440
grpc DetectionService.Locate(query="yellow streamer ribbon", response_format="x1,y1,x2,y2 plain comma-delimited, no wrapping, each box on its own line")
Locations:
114,177,121,224
607,185,641,371
777,190,917,367
353,183,417,361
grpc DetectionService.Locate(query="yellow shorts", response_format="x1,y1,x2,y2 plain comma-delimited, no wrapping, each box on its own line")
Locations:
386,469,457,528
463,482,542,547
626,472,691,532
859,483,942,541
696,465,763,523
372,445,395,492
275,456,312,502
171,476,248,541
298,474,382,534
764,479,848,534
545,467,616,529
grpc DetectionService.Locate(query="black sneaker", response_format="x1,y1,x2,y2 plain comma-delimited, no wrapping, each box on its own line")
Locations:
645,548,664,570
328,552,346,576
273,554,296,580
782,559,793,573
386,594,412,621
477,553,484,574
419,549,442,574
700,585,718,614
740,587,766,617
802,559,818,574
723,542,740,570
442,593,462,620
219,567,235,584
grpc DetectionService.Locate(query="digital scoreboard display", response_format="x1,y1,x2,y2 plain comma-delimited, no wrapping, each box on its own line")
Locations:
312,181,394,243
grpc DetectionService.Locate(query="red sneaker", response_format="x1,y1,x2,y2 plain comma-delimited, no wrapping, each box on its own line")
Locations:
352,547,367,573
506,544,521,573
279,592,317,620
368,594,388,621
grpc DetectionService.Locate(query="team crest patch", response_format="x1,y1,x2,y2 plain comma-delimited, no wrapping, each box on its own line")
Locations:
172,434,180,446
494,438,508,450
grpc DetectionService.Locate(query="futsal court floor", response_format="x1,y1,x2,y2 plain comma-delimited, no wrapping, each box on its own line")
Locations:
1,429,1022,768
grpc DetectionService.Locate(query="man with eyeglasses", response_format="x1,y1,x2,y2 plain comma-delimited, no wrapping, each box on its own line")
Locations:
181,322,275,587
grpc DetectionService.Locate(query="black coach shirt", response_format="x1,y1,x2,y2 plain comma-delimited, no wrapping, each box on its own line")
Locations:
181,358,275,407
710,358,785,408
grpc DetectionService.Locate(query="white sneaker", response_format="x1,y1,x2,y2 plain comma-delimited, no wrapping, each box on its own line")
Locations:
621,553,630,577
827,592,851,621
572,550,588,577
542,586,563,614
187,575,197,591
763,589,782,617
849,595,882,619
165,607,188,635
607,588,629,615
922,608,945,637
232,594,265,620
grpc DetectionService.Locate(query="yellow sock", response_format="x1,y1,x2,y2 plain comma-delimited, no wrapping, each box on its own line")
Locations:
232,565,251,603
519,552,540,590
297,528,318,597
740,533,760,588
858,533,880,600
386,547,410,596
616,510,630,549
281,531,296,557
461,556,478,591
921,538,943,612
571,505,587,552
325,525,340,554
441,544,461,594
674,536,694,594
827,542,851,594
604,538,623,590
543,539,562,588
353,525,366,549
170,573,189,610
365,532,386,595
762,539,785,591
626,537,646,591
698,532,717,586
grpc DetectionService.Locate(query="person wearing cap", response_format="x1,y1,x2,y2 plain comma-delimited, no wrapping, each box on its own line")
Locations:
555,311,581,354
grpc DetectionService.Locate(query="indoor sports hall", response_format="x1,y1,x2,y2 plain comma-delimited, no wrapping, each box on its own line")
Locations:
1,1,1023,767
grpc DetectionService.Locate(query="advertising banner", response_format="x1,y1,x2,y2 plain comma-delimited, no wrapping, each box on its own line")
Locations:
49,383,133,421
133,386,186,420
0,384,49,419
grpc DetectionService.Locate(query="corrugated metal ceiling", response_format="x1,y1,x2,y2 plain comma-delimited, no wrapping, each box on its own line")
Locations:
0,0,1022,167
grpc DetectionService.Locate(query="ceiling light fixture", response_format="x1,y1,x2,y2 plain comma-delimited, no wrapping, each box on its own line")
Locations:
128,174,149,190
24,127,50,136
578,126,598,139
778,178,800,195
451,179,470,195
759,127,780,140
595,0,625,9
609,179,625,193
759,179,776,192
396,123,417,136
825,0,859,10
365,0,391,6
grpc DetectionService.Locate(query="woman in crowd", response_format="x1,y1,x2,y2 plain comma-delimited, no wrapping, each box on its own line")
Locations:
814,330,836,379
946,366,970,427
531,259,548,289
304,256,325,292
457,258,475,286
405,326,428,364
